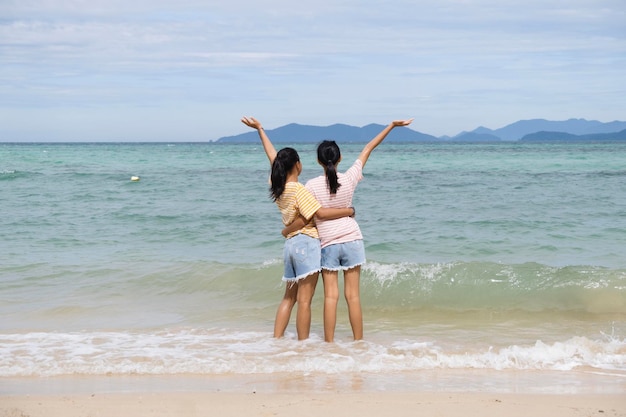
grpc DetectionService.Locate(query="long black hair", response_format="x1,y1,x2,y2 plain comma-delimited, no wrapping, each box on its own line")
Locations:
270,147,300,201
317,140,342,194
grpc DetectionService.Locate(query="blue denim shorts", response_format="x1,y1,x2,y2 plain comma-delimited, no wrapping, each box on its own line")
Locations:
283,234,321,282
321,239,366,271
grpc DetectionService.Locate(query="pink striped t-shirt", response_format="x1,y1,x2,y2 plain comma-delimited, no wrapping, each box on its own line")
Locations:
305,159,363,248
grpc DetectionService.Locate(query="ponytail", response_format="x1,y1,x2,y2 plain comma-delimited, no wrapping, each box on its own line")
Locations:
270,147,300,201
317,140,342,194
325,160,340,194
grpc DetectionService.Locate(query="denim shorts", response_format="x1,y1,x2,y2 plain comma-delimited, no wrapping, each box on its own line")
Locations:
283,233,322,282
321,239,366,271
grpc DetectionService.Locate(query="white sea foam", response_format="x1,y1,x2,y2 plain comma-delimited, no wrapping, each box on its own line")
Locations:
1,329,624,377
363,261,456,287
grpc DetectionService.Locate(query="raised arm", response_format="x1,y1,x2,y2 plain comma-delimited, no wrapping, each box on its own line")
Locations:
358,119,413,168
241,116,277,164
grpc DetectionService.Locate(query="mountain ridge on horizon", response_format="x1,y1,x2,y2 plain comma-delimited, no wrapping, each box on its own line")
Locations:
217,118,626,143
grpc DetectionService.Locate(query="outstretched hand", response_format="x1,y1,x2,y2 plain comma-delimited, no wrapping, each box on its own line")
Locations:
242,116,276,162
241,116,262,130
391,119,414,127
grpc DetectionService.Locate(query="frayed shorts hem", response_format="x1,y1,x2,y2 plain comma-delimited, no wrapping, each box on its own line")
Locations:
320,240,366,271
282,268,321,283
322,261,365,272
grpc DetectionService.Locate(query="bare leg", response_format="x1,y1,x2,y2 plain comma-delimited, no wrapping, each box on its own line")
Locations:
274,282,298,338
344,266,363,340
295,272,319,340
322,269,339,342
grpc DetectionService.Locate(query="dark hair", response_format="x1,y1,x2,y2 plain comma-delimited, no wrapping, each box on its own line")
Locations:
317,140,342,194
270,147,300,201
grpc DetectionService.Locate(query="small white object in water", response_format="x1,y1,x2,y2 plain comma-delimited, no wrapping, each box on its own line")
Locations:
131,176,140,181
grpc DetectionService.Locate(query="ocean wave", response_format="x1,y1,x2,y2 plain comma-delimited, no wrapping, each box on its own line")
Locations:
360,261,626,313
149,260,626,316
0,170,30,180
4,260,623,327
0,329,624,377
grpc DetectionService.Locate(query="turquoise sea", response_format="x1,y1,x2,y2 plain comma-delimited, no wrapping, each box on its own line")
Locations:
1,141,625,393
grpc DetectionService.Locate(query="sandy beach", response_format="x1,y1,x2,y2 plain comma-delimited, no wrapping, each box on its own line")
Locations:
2,372,625,417
2,391,625,417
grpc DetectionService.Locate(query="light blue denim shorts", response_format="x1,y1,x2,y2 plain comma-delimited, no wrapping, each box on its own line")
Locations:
321,239,366,271
283,233,321,282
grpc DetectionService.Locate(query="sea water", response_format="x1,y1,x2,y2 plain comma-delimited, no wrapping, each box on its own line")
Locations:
1,141,625,392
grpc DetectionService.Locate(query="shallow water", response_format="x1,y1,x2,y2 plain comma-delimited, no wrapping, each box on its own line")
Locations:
1,142,624,380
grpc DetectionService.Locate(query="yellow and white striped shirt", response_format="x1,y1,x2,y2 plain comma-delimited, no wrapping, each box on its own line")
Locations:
276,182,321,239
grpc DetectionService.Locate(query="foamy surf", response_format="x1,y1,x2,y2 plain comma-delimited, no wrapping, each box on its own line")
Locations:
1,329,624,377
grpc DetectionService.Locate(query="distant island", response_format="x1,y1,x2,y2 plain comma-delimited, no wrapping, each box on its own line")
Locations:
216,118,626,143
519,129,626,142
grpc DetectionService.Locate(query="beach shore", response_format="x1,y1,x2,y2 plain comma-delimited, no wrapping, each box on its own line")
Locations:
2,372,625,417
2,391,625,417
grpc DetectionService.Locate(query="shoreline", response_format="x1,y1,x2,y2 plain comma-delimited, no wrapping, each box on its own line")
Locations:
2,392,625,417
2,368,625,395
2,371,625,416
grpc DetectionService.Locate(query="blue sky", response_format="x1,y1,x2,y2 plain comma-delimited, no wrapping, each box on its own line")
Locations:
1,0,625,141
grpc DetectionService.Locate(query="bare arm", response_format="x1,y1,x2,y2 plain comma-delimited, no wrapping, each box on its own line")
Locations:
241,116,277,164
316,207,355,220
358,119,414,168
281,207,355,237
282,215,307,237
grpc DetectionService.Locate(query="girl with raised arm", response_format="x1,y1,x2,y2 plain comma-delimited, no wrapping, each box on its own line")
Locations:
241,116,355,340
283,119,413,342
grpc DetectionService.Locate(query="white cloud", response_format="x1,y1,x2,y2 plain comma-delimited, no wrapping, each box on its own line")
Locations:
1,0,625,140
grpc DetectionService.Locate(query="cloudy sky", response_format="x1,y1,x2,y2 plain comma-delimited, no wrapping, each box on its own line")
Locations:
1,0,624,141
